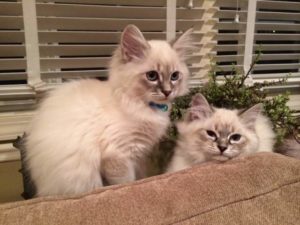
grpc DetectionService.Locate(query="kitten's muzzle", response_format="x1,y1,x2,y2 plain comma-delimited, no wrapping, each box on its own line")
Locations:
162,90,171,97
217,145,227,153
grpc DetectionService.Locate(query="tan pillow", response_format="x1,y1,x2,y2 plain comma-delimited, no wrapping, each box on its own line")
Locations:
0,152,299,225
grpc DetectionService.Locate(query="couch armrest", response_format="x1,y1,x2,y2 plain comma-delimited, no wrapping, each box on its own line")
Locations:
0,153,299,225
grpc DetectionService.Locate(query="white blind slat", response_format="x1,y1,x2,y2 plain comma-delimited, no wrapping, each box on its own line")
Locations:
213,33,246,42
0,150,20,162
254,63,300,71
255,34,300,41
0,59,26,71
213,44,245,52
214,10,248,20
39,45,117,57
0,31,24,43
0,45,25,57
257,54,300,61
35,0,204,7
256,11,300,22
39,31,165,44
41,57,110,70
213,55,243,63
37,17,203,31
38,18,167,31
177,8,205,19
217,65,244,71
258,0,300,11
0,16,23,29
0,2,22,16
0,99,36,112
0,110,34,141
215,22,247,31
256,23,300,31
0,72,26,81
254,44,300,51
214,0,248,8
36,3,166,18
42,70,108,79
0,85,35,100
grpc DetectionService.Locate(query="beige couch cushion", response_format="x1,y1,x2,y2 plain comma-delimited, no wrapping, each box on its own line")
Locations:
0,153,299,225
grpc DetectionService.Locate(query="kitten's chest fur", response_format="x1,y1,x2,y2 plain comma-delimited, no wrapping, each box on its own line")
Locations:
101,118,166,158
94,91,169,158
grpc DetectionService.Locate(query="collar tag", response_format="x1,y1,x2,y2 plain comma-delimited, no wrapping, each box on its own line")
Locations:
149,102,168,112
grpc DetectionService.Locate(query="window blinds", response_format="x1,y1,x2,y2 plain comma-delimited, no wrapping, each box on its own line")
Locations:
0,1,36,112
254,0,300,111
214,0,300,111
213,0,248,73
36,0,203,83
0,1,35,162
254,0,300,77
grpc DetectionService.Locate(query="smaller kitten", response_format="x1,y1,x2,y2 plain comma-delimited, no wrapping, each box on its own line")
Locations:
167,94,275,172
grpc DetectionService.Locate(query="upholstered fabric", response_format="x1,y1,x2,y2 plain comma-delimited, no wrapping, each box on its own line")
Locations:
0,153,299,225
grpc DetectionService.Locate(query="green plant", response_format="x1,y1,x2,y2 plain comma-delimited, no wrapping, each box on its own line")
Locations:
170,56,298,145
264,93,299,144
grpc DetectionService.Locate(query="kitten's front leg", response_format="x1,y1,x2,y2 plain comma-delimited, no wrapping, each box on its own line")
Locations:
101,156,136,185
167,154,190,173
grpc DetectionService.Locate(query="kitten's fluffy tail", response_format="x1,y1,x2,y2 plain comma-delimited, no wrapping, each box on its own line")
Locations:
275,136,300,159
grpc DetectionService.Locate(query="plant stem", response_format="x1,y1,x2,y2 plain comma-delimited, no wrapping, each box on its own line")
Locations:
238,52,261,88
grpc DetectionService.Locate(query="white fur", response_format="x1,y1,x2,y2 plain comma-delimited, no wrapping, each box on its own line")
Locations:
255,115,276,153
167,108,275,173
26,25,193,196
26,80,169,196
26,25,195,196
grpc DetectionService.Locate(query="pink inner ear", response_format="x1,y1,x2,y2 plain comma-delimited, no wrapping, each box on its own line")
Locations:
123,37,144,60
172,28,195,60
190,114,199,121
186,109,199,121
191,94,210,109
192,96,204,107
187,107,211,122
121,27,148,61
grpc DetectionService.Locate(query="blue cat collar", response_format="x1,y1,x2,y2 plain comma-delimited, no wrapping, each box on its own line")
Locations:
149,102,168,112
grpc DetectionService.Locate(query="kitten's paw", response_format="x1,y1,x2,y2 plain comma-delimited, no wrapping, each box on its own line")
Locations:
102,157,136,185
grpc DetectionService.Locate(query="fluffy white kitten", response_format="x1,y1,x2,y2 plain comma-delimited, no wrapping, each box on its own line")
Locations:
26,25,194,196
167,94,275,172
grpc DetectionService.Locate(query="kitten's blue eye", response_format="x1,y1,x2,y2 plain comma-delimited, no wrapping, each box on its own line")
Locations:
230,134,241,142
170,71,180,81
206,130,217,140
146,71,159,81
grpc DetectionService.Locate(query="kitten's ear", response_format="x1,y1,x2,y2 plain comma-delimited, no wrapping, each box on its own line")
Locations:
172,28,195,60
185,94,212,121
239,103,263,129
120,24,150,62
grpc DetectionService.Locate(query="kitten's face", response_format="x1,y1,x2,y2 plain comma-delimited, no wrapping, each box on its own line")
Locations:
196,109,256,161
109,25,193,107
129,41,189,103
182,94,261,162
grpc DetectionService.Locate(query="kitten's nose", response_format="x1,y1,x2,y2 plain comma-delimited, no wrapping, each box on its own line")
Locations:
162,90,171,97
218,145,227,153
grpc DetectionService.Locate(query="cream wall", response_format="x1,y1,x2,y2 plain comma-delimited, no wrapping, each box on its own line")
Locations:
0,161,23,203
